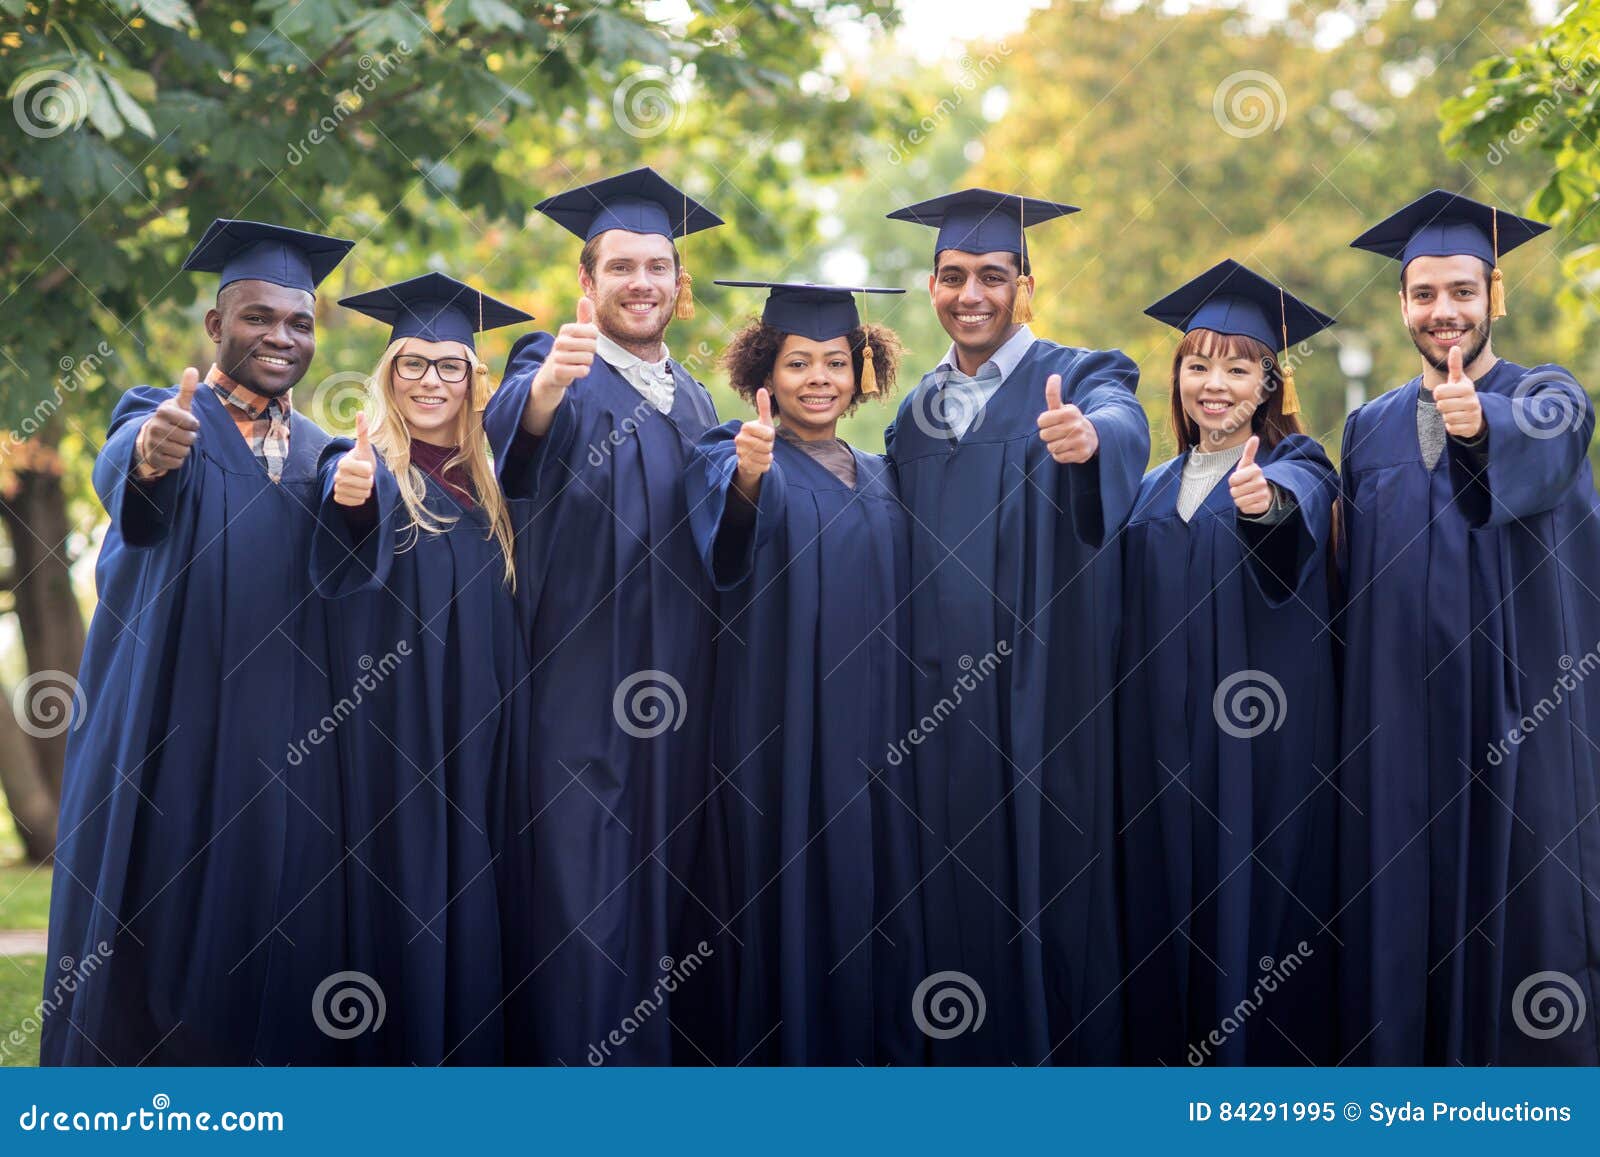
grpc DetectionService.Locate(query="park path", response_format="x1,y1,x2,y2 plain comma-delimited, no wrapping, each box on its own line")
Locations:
0,930,46,957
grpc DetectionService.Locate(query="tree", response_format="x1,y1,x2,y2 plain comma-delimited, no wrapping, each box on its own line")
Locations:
0,0,905,860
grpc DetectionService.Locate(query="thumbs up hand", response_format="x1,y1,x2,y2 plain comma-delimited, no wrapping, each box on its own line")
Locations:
1037,373,1099,464
533,295,599,397
136,366,202,478
333,413,377,508
1434,345,1484,438
1229,435,1272,516
733,387,776,501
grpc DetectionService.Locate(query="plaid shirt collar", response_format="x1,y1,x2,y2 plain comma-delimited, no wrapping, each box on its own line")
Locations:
205,364,292,419
206,364,292,481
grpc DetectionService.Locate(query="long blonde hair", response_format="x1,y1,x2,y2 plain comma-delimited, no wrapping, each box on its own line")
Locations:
365,338,516,588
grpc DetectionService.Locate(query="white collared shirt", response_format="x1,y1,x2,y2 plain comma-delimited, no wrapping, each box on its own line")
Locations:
929,324,1037,439
597,331,675,413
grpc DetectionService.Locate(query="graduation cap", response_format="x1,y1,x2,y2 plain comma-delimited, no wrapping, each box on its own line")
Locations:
182,218,355,293
534,167,723,320
1349,189,1549,318
886,188,1080,324
1144,259,1336,416
339,273,532,349
340,273,533,410
716,280,905,394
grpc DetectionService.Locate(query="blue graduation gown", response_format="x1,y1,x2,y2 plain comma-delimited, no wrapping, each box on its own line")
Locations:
483,336,724,1065
1116,435,1340,1065
884,339,1149,1064
44,384,345,1065
1338,359,1600,1065
309,444,527,1065
685,425,928,1065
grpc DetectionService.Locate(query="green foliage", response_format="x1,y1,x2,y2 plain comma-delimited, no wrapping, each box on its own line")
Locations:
0,955,45,1067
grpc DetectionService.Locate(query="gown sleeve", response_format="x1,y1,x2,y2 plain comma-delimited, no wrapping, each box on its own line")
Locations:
310,438,400,598
1057,349,1150,548
1448,364,1595,527
93,385,192,550
482,330,581,501
1236,433,1339,607
685,420,788,591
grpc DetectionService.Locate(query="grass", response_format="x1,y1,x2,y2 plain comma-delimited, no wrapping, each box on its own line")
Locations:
0,862,52,931
0,955,44,1067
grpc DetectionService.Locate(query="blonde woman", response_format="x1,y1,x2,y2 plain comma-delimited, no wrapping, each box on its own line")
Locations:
312,273,531,1065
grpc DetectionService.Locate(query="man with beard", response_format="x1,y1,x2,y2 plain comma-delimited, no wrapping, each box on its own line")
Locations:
44,220,356,1064
1339,190,1600,1064
483,168,728,1064
882,189,1149,1064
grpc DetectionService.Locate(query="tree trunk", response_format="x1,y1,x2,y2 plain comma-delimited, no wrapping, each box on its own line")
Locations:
0,430,86,799
0,683,58,862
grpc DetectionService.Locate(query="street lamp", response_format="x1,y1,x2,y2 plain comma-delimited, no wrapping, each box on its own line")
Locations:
1338,337,1373,415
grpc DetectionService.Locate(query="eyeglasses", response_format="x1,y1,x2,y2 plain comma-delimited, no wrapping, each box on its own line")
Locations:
394,354,471,383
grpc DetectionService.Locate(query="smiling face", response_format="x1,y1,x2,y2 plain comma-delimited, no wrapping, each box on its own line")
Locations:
1175,329,1269,451
579,229,680,354
928,249,1027,371
1400,254,1494,375
767,333,855,440
206,280,317,396
389,337,473,446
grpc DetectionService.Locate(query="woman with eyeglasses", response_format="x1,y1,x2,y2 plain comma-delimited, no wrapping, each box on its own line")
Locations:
308,274,533,1065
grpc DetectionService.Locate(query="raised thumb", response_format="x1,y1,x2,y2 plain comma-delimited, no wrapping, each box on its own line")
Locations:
576,295,595,326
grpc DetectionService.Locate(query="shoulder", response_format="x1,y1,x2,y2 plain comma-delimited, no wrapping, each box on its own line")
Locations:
504,330,557,369
1266,431,1334,468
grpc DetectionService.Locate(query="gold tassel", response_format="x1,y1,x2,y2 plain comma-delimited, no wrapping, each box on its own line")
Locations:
1012,275,1035,324
1280,360,1300,416
1488,207,1507,318
859,336,878,395
472,364,492,412
675,267,695,320
1489,265,1507,319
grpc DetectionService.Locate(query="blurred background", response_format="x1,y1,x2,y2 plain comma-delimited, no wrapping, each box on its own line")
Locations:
2,0,1599,1060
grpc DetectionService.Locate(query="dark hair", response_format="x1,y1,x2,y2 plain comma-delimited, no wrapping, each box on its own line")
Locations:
721,321,904,415
932,247,1032,277
1399,256,1494,294
1169,328,1303,454
580,232,681,280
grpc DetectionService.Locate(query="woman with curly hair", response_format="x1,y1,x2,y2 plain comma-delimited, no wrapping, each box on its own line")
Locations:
309,273,533,1064
686,281,926,1065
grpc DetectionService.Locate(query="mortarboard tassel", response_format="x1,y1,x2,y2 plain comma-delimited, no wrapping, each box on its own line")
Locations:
1278,287,1300,415
675,190,696,319
1489,207,1507,319
1011,195,1035,324
472,291,492,410
859,338,878,395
